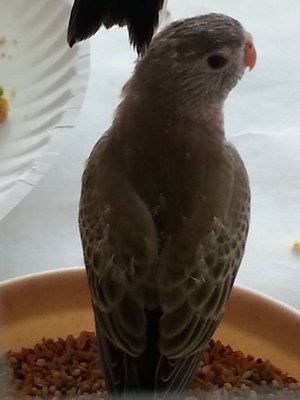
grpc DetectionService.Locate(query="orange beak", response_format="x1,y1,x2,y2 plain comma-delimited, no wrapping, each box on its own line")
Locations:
244,38,257,70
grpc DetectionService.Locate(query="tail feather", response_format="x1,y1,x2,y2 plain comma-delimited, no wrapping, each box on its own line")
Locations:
94,306,201,400
67,0,165,54
94,308,162,398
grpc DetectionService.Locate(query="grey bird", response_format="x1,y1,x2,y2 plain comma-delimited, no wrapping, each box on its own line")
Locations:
79,13,256,400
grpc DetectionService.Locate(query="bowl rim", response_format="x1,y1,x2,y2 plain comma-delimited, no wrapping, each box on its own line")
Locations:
1,266,299,319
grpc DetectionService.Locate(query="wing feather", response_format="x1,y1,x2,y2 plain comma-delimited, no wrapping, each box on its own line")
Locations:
67,0,165,53
159,143,250,363
79,138,158,357
80,134,250,398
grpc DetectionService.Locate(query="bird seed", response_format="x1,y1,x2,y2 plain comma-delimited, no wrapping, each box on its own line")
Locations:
0,332,299,399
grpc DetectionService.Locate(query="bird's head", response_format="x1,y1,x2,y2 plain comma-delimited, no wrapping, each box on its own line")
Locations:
132,13,256,109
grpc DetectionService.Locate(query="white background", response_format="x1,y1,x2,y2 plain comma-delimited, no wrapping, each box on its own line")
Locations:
0,0,299,309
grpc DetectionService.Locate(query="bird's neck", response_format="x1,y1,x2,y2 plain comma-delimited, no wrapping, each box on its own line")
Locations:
111,90,226,212
117,87,225,153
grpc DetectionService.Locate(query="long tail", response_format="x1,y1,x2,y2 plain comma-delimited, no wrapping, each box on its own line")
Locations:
94,308,161,398
94,306,202,400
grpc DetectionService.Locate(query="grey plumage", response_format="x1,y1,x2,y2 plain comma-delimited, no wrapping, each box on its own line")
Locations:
79,13,254,400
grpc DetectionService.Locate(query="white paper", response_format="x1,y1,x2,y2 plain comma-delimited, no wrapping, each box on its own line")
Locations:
0,0,90,220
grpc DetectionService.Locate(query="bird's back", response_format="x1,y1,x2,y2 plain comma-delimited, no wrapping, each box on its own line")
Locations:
79,125,250,398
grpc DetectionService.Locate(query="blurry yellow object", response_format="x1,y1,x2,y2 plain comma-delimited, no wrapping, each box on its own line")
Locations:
0,86,9,122
293,240,300,250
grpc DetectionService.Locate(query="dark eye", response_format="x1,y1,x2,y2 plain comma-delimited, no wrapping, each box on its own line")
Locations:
207,54,228,69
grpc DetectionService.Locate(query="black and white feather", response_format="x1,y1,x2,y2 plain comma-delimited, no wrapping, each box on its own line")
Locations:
67,0,165,54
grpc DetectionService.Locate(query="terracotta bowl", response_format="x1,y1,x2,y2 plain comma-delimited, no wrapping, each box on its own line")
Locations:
0,267,299,380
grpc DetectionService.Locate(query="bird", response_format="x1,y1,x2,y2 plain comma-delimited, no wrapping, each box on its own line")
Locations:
67,0,166,54
79,12,256,400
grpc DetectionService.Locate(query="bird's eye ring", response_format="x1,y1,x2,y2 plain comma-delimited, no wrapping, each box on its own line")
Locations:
207,54,228,69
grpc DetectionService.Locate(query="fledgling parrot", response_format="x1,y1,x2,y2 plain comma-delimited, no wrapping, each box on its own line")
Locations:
79,13,256,400
67,0,166,54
